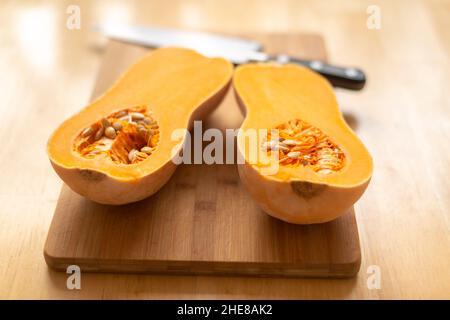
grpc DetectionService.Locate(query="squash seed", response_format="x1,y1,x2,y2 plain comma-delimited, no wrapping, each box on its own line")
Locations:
141,146,152,154
287,151,301,159
104,126,117,139
112,121,122,131
137,124,148,134
143,117,152,124
115,110,127,118
101,117,110,128
94,127,104,140
130,112,145,120
128,149,137,162
282,139,299,146
81,126,93,137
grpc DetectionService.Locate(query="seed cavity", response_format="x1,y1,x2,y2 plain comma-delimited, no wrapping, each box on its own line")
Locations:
73,105,160,164
262,119,345,175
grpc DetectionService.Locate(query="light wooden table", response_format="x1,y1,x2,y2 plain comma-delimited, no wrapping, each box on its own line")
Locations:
0,0,449,299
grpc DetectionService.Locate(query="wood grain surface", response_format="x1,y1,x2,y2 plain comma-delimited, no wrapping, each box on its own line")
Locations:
0,0,449,299
44,36,361,278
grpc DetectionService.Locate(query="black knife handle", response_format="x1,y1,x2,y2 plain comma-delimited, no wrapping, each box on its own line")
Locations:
272,54,366,91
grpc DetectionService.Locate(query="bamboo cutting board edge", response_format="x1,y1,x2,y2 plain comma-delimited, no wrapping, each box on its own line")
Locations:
44,210,361,278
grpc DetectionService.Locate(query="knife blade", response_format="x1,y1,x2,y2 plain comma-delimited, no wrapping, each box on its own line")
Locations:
95,24,366,90
94,24,262,53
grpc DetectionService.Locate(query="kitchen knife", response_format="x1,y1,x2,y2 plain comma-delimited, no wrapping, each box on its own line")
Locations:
95,24,366,90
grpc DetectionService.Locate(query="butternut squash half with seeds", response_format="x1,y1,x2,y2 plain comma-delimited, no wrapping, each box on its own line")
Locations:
48,47,233,205
234,64,372,224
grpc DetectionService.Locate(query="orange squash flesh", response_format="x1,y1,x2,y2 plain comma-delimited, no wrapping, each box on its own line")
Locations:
234,64,373,224
48,47,233,205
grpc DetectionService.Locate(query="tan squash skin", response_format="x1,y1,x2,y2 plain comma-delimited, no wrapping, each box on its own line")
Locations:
234,64,373,224
48,47,233,205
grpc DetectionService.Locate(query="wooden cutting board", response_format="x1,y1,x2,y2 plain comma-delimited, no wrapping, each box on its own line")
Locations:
44,33,361,278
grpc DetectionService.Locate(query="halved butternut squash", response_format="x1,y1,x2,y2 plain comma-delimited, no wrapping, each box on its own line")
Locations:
234,63,373,224
48,47,233,205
